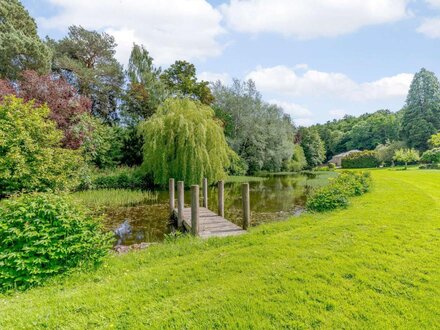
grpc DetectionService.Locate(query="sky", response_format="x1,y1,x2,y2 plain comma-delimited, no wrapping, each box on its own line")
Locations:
21,0,440,126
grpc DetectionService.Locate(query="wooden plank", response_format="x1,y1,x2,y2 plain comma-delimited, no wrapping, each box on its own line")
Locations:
173,207,246,238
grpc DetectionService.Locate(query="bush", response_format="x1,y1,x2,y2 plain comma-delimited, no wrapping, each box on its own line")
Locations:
0,193,112,291
328,163,336,170
0,96,84,196
288,144,307,172
341,151,380,168
79,166,151,190
421,148,440,164
419,164,440,170
307,171,371,212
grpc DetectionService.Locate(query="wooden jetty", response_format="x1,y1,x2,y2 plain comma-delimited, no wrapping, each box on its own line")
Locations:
169,178,249,238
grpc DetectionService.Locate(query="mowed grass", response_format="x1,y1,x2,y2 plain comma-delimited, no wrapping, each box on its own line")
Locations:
1,169,439,329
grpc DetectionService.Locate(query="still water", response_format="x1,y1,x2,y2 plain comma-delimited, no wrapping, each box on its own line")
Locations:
103,172,336,245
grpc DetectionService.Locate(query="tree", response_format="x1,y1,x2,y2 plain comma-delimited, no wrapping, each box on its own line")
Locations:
161,60,214,105
288,144,307,171
49,26,124,122
0,0,51,79
375,140,406,166
401,68,440,150
139,98,234,186
299,128,326,168
428,132,440,148
122,44,167,124
421,148,440,164
0,96,84,196
211,79,294,174
0,70,92,149
393,148,420,169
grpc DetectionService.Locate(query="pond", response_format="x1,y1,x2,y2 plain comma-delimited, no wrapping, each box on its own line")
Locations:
102,171,337,245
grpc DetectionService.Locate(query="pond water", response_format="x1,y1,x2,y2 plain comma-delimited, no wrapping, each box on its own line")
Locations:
103,172,336,245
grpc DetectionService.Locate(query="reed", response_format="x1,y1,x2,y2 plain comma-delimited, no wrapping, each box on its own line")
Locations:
72,189,158,208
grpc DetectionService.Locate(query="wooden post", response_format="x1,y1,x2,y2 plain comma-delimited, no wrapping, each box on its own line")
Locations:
191,185,199,236
242,183,250,230
218,180,224,217
169,178,175,213
177,181,184,228
202,177,208,208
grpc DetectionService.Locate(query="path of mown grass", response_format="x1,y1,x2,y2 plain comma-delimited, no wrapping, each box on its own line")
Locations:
1,169,439,329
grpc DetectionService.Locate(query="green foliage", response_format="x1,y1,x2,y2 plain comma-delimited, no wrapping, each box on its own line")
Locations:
0,0,51,79
227,152,248,176
375,140,406,165
122,44,167,124
72,189,158,208
313,110,400,160
212,80,295,174
73,114,123,168
161,60,214,105
341,150,380,169
288,144,307,172
328,162,336,170
49,26,124,122
81,167,150,190
428,133,440,148
307,171,371,212
421,148,440,164
401,68,440,150
299,128,326,168
139,98,232,186
393,148,420,169
0,96,84,196
0,193,111,292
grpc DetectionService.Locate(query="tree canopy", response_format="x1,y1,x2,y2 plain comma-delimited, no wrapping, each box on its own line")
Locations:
0,0,51,79
401,68,440,150
299,127,326,168
49,26,124,122
161,60,214,105
139,98,233,186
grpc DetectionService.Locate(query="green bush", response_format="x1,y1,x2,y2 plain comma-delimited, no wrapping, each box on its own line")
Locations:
328,163,336,170
421,148,440,164
307,171,371,212
0,96,84,196
341,151,380,168
0,193,112,292
80,166,151,190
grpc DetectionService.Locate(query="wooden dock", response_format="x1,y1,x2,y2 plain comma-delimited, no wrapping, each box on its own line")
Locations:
173,207,246,238
169,178,250,238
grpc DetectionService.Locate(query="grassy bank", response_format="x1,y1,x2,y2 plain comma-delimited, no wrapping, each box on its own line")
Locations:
71,189,158,208
1,169,439,328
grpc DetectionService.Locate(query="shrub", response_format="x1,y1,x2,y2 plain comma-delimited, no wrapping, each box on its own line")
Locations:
79,166,151,190
341,151,380,168
421,148,440,164
0,96,84,196
0,193,112,291
307,171,371,212
328,163,336,170
288,144,307,172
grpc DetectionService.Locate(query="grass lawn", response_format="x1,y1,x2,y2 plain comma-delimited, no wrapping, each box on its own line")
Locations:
1,169,439,329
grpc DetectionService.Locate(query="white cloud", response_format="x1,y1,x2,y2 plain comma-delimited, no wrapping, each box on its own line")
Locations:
198,71,230,84
221,0,410,39
417,17,440,38
426,0,440,8
329,109,347,119
246,65,413,102
270,99,313,126
39,0,225,66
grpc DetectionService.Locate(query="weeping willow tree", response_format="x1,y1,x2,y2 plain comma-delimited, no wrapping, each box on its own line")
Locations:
139,98,233,186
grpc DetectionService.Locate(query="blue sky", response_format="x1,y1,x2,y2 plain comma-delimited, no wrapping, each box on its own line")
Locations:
22,0,440,125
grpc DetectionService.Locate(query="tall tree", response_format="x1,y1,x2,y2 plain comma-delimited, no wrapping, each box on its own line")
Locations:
122,44,167,123
401,68,440,150
0,0,51,79
48,26,124,122
161,60,214,105
299,127,326,168
212,79,295,174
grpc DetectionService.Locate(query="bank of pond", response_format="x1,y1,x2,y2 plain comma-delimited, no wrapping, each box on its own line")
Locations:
73,171,338,245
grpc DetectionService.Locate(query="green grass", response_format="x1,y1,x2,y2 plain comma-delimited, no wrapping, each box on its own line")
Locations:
71,189,158,208
1,169,439,328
